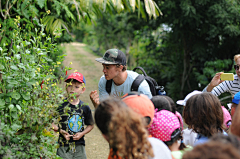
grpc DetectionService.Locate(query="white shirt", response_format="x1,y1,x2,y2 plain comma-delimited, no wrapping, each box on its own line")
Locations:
98,70,152,101
182,128,198,146
148,137,172,159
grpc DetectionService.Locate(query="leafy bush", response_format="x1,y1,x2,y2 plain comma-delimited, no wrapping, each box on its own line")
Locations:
0,24,70,158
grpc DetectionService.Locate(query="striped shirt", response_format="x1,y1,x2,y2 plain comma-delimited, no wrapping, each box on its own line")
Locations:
210,74,240,96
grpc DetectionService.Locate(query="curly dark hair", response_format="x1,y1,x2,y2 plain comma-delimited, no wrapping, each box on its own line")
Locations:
95,97,154,159
183,92,224,137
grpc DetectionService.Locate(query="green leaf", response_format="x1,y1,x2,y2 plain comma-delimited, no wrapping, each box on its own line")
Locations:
8,80,18,85
22,9,30,19
0,64,5,69
10,65,19,71
0,99,5,107
18,63,26,70
28,79,37,85
11,92,21,100
22,92,30,100
11,124,21,131
16,105,21,111
53,0,61,15
11,137,19,143
36,0,45,9
9,104,14,110
11,111,18,119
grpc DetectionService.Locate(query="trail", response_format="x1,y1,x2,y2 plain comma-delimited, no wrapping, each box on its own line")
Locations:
63,42,109,159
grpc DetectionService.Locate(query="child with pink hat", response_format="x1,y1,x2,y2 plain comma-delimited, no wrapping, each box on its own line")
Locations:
148,110,192,159
221,106,232,130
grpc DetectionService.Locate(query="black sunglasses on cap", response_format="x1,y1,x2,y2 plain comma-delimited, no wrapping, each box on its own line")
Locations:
234,65,240,70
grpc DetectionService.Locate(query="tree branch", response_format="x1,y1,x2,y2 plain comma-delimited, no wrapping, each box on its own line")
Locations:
0,0,6,18
73,0,81,21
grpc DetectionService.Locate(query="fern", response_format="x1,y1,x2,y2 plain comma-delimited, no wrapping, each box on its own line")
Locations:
36,0,46,9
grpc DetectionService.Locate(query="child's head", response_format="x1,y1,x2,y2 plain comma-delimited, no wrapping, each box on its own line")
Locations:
151,95,172,112
94,97,154,159
151,95,184,130
210,133,240,151
182,141,240,159
221,106,232,129
183,92,224,137
148,110,186,150
65,72,86,98
122,92,155,127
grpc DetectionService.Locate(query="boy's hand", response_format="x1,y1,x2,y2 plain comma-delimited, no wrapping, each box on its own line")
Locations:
60,129,73,140
89,90,100,108
73,132,84,140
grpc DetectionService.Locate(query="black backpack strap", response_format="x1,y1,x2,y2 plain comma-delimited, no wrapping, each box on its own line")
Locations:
133,66,147,76
106,80,112,94
131,75,145,92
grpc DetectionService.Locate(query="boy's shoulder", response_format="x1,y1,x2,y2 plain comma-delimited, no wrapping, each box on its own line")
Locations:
79,100,91,110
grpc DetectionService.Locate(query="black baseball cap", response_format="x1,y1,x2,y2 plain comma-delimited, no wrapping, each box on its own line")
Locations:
95,49,126,66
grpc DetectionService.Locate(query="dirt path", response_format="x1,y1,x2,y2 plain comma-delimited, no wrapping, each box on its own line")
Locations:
63,42,109,159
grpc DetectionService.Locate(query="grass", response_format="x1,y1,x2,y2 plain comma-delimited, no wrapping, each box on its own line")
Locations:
82,45,101,57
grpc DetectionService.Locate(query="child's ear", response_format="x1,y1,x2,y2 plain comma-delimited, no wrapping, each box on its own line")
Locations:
81,87,86,93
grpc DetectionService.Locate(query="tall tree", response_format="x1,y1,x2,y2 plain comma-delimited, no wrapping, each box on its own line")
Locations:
133,0,240,100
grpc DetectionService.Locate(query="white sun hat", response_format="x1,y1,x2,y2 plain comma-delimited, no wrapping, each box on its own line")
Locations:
176,90,202,106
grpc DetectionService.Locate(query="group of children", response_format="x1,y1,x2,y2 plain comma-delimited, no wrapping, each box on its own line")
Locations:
52,71,240,159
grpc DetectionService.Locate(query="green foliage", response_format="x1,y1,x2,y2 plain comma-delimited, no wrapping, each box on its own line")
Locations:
127,0,240,101
0,25,71,158
195,59,234,86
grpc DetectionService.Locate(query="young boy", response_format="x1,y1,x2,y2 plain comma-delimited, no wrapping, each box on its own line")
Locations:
52,72,94,159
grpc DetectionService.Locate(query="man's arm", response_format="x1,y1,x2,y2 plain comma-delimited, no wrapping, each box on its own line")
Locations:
90,76,110,108
203,72,224,92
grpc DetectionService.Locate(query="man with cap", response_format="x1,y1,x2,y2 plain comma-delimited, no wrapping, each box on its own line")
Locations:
89,49,152,108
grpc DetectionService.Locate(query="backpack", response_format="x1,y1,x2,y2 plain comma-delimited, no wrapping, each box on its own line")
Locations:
106,66,166,96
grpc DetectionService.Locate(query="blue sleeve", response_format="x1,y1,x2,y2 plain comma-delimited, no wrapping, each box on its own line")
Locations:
98,76,110,101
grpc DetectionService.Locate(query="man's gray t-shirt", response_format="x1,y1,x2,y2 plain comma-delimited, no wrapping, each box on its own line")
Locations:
98,70,152,101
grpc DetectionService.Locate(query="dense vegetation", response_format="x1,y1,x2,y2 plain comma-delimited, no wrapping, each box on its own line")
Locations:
81,0,240,104
0,0,160,158
1,0,239,157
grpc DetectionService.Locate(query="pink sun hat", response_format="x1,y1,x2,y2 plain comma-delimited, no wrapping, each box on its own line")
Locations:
175,111,184,130
148,110,180,142
221,106,232,128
